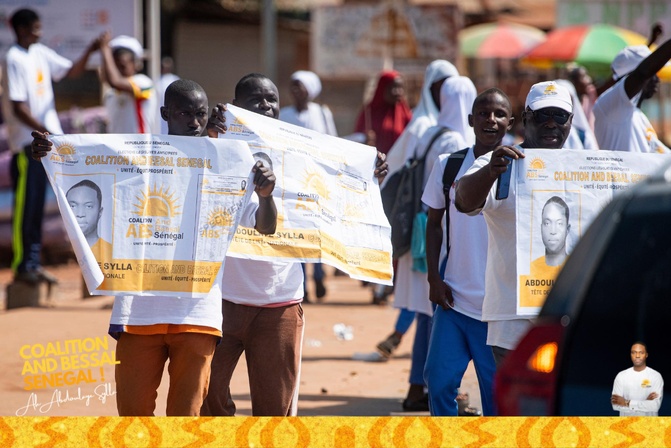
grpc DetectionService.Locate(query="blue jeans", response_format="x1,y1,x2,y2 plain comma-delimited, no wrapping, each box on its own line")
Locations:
409,312,431,385
424,307,496,416
395,308,416,335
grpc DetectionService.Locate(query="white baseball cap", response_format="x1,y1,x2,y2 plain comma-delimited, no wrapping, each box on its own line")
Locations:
525,81,573,113
109,35,144,59
611,45,651,80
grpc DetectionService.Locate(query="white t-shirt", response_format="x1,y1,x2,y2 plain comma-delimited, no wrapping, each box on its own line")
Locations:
219,257,304,306
421,148,487,320
110,194,260,330
104,73,157,134
280,103,337,136
463,150,532,349
594,77,670,153
612,366,664,416
393,129,466,317
2,43,71,152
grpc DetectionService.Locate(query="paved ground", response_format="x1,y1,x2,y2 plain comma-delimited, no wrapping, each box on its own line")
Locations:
0,261,481,417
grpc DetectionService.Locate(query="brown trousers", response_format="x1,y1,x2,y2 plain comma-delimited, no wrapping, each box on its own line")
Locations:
201,300,304,416
115,332,217,416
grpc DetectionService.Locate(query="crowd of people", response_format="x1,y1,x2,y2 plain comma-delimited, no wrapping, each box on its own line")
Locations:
6,6,670,417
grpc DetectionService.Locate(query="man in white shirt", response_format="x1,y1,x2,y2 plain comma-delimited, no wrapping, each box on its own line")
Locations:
611,342,663,416
31,78,277,416
422,87,513,416
594,40,671,153
201,73,389,416
455,81,574,366
3,8,100,285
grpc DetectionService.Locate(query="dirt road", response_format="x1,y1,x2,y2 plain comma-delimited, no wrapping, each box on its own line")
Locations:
0,262,480,417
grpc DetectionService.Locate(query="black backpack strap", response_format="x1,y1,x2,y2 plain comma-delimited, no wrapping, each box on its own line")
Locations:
417,126,449,163
442,148,468,196
441,148,469,259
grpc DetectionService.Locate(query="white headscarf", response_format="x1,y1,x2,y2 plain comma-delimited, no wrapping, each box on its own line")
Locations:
412,60,460,126
383,60,459,186
291,70,322,101
109,35,144,59
555,79,599,150
436,76,476,147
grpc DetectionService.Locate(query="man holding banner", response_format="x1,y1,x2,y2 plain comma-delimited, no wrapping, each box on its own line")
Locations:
32,78,278,416
455,81,574,367
201,73,390,417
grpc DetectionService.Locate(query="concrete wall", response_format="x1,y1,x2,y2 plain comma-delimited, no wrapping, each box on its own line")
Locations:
172,20,435,137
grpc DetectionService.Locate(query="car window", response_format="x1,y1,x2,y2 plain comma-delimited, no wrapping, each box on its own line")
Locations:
558,188,671,415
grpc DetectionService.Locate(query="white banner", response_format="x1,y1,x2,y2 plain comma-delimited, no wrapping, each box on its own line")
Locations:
42,134,255,297
0,0,138,65
516,149,670,315
221,104,394,285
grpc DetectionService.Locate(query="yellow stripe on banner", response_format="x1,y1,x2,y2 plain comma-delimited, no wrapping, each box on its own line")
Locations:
229,225,393,281
11,152,29,273
95,260,222,294
2,416,671,447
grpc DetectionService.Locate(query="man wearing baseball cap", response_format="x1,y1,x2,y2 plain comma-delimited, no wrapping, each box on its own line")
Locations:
454,81,573,366
594,39,671,153
99,32,157,133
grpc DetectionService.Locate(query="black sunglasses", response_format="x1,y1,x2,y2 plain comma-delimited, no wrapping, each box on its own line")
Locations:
527,108,572,125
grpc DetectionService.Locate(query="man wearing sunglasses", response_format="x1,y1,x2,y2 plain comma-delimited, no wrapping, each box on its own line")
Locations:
454,81,573,367
594,40,671,153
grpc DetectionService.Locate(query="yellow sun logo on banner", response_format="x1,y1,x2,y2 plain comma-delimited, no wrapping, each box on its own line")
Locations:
132,184,181,217
302,170,331,201
529,158,546,170
207,207,233,227
642,379,651,387
55,142,76,155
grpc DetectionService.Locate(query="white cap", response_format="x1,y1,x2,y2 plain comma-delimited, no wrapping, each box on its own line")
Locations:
525,81,573,113
109,35,144,59
611,45,651,80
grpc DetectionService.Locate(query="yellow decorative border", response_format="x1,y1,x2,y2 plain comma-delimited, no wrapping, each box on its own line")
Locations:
2,416,671,447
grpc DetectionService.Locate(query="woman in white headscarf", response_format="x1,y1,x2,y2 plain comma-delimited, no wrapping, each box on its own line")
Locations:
280,70,338,136
555,79,599,150
376,76,478,412
382,60,459,187
371,60,459,305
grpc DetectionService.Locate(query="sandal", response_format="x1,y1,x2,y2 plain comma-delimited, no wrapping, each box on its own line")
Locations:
457,391,482,416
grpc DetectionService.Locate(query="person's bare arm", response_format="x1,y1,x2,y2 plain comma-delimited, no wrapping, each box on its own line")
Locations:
252,160,277,235
647,22,664,47
426,207,453,310
455,145,523,213
65,34,102,79
624,37,671,99
99,32,135,94
12,102,48,133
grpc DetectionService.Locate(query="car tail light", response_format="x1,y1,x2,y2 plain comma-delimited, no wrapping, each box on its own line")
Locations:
495,322,565,415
